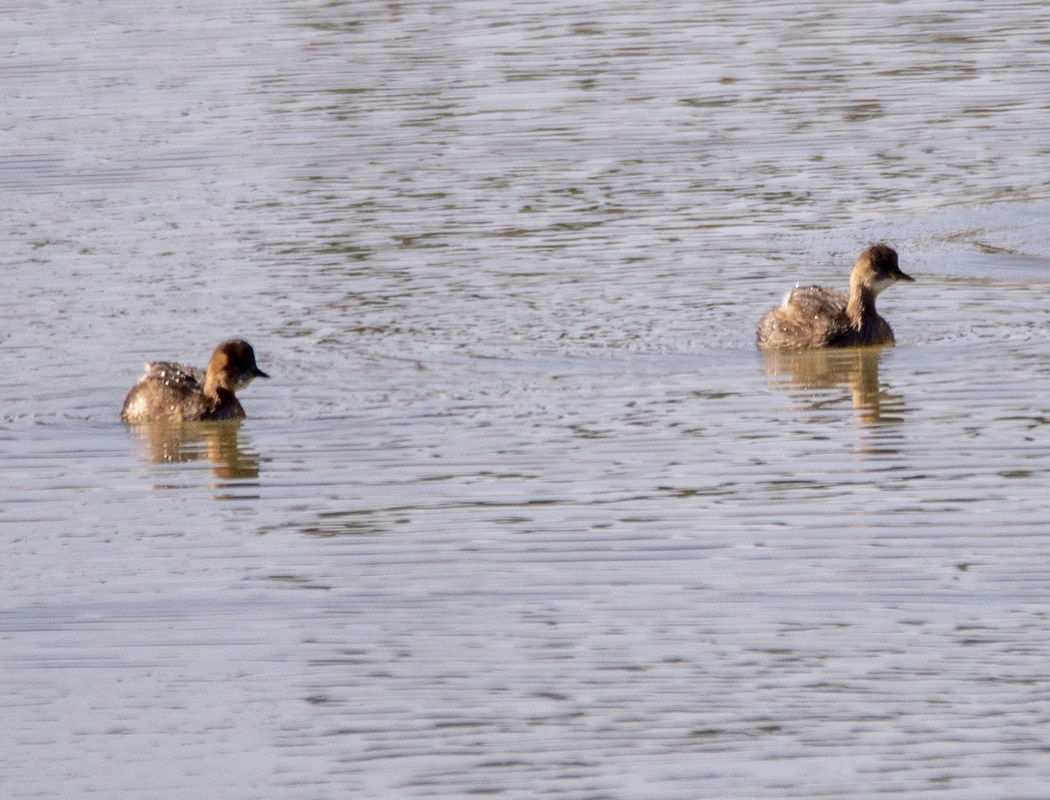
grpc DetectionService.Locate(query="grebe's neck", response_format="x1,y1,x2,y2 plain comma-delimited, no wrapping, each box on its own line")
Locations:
846,281,877,326
203,370,227,399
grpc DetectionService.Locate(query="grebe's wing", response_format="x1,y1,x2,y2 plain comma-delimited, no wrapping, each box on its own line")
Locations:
140,361,206,390
782,285,849,318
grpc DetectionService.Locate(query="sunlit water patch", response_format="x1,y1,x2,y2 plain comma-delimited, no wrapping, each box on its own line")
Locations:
4,0,1050,797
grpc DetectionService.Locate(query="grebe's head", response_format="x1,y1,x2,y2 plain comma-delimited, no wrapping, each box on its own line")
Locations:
207,339,269,391
853,244,914,295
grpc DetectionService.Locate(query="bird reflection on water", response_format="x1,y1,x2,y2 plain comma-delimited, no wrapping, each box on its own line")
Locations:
125,420,261,481
760,347,907,427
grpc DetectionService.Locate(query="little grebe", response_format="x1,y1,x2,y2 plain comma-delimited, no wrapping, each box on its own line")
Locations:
756,244,913,351
121,339,268,422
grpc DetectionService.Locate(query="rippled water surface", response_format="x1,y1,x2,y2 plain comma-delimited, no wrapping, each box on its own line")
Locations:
5,1,1050,797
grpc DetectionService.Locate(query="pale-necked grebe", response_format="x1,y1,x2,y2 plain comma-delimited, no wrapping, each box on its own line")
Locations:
756,244,914,351
120,339,268,422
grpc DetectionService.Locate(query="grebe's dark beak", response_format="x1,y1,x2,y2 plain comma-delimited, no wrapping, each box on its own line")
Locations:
894,269,915,282
253,367,270,379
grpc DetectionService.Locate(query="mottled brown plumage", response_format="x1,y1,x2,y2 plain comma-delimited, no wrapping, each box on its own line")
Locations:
121,339,268,422
756,244,913,351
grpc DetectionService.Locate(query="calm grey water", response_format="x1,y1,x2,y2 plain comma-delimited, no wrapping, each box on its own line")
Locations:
4,1,1050,797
